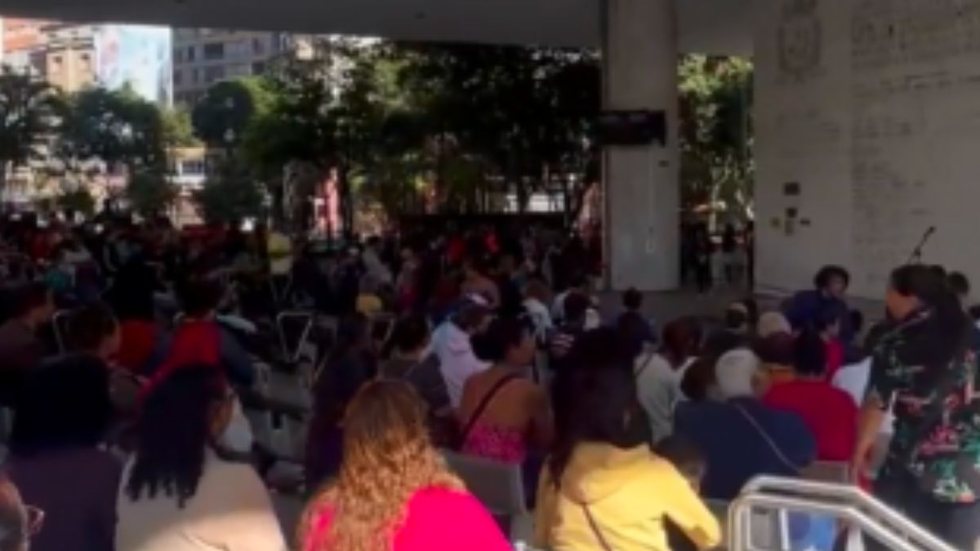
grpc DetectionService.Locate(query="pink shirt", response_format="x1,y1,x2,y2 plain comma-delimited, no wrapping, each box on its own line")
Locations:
304,486,511,551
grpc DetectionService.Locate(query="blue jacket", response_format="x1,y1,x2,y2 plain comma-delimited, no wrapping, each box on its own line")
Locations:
784,289,853,343
674,397,816,500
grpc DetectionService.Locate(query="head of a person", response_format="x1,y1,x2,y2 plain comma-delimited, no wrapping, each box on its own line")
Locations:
524,278,550,304
753,332,796,368
887,264,952,321
335,312,373,356
474,317,535,368
724,302,752,334
126,365,232,508
814,303,843,338
757,311,791,338
947,271,971,307
390,314,430,357
661,317,702,366
11,282,53,329
622,288,643,312
462,256,485,279
679,357,717,402
563,292,591,326
0,478,30,551
305,380,461,551
794,329,827,379
702,328,744,360
177,277,223,319
815,265,850,298
548,359,646,485
67,303,120,361
10,354,112,457
714,348,764,399
452,296,491,335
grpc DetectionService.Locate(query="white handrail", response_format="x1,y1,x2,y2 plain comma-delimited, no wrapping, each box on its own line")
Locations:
728,476,956,551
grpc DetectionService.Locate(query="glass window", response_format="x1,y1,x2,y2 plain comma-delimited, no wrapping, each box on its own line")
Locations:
203,43,224,60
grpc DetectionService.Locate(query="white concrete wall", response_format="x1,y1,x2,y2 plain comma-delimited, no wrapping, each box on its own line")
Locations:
755,0,980,299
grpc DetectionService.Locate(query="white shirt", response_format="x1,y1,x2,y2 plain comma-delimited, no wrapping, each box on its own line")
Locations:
432,321,490,408
635,353,691,443
832,357,894,435
116,450,286,551
522,298,553,342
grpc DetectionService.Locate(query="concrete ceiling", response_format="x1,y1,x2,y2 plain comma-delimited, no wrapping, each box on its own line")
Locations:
0,0,753,55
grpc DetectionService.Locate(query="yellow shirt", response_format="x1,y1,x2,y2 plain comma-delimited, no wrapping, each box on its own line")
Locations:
535,443,721,551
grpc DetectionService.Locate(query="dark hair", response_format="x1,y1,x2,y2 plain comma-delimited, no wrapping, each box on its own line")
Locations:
849,309,865,336
754,333,795,366
889,264,970,363
453,302,489,332
563,292,591,324
332,312,372,359
661,317,702,365
67,302,118,353
814,265,850,290
549,361,644,486
948,271,971,298
679,357,716,402
126,364,226,508
794,329,827,377
11,281,49,319
473,317,528,363
622,288,643,311
10,354,112,456
177,277,223,318
702,329,744,359
391,314,430,353
814,303,844,333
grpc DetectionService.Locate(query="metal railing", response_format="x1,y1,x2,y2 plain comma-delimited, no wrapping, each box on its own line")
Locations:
728,476,957,551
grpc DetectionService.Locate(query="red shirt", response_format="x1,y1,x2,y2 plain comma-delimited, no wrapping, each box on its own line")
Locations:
763,379,858,462
304,487,510,551
824,338,844,381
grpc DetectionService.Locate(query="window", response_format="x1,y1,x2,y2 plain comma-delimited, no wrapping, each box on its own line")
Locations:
252,38,264,55
203,42,224,60
192,68,201,83
204,65,225,82
174,49,183,63
187,46,196,62
173,69,183,85
251,61,266,74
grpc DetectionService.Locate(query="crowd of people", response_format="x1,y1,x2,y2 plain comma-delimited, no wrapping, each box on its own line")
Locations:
0,211,974,551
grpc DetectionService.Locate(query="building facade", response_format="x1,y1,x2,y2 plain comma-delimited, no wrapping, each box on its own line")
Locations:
171,29,290,106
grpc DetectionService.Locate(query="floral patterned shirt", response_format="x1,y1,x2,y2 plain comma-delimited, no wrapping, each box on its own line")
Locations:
869,308,980,503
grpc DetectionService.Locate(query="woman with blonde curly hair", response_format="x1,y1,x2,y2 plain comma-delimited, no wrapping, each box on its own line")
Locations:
299,379,510,551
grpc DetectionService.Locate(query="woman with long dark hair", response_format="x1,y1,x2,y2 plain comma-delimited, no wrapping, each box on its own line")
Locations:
853,264,980,549
115,365,284,551
535,334,720,551
300,380,509,551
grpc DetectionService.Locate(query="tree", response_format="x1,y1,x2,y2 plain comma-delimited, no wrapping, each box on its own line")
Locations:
125,169,177,219
161,106,199,149
0,66,62,191
192,78,272,150
194,160,265,224
679,55,754,221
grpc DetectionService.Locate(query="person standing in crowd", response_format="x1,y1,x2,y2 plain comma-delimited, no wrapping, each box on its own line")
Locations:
381,315,453,444
853,265,980,550
6,355,118,551
306,313,378,487
459,318,553,465
0,282,53,407
635,318,702,444
0,476,38,551
674,348,816,500
522,279,553,345
117,365,285,551
617,288,656,352
431,297,491,408
548,292,592,373
460,257,500,310
763,330,857,462
535,353,721,551
785,265,853,343
300,380,511,551
692,224,713,294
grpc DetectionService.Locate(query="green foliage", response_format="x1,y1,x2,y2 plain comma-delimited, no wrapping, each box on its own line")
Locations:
679,55,754,217
126,169,177,218
194,161,265,224
59,87,167,171
0,66,62,185
57,188,96,216
161,106,199,148
192,78,272,149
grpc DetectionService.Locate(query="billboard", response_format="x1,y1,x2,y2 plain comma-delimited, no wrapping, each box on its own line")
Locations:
95,25,172,105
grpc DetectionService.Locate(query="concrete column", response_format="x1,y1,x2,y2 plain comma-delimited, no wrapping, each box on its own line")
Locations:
601,0,680,291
